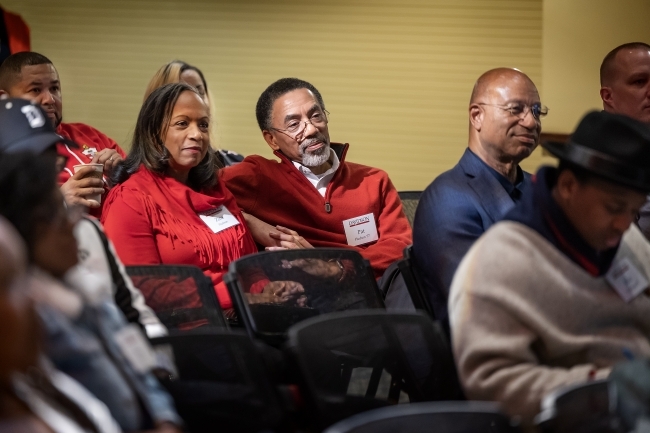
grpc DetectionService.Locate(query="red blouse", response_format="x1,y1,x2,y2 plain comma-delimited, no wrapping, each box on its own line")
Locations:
101,166,258,309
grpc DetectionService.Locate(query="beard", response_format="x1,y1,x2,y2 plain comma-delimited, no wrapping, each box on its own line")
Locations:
299,135,331,167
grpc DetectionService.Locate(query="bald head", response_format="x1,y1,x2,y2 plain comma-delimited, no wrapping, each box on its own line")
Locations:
467,68,541,180
470,68,537,104
600,43,650,124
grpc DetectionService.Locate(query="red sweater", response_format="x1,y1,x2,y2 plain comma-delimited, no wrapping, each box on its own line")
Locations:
101,166,259,309
221,143,412,278
56,122,126,218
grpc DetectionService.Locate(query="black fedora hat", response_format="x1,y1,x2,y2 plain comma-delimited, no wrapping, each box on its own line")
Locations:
542,110,650,192
0,98,77,154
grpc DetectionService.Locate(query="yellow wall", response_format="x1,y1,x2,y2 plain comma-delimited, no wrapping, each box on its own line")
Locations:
541,0,650,133
7,1,650,189
4,0,542,190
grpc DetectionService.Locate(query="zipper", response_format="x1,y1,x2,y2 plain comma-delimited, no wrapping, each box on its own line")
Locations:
274,143,349,214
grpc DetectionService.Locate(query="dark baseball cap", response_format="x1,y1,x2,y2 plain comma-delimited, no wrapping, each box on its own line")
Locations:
0,98,77,154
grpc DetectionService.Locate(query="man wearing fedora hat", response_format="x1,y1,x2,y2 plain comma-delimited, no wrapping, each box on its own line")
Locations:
449,111,650,426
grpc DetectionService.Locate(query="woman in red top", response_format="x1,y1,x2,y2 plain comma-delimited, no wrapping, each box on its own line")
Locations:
101,83,303,310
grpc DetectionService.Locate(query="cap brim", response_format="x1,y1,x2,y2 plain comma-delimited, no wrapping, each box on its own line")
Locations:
542,139,650,192
541,140,569,159
3,132,78,155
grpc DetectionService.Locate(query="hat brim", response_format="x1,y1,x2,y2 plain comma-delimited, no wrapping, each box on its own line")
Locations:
542,140,650,192
3,132,78,155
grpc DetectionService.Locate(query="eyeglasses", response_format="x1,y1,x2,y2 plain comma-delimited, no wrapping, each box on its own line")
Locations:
478,103,549,120
270,110,329,139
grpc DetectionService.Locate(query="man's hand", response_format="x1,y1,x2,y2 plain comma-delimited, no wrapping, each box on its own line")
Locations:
266,225,314,250
241,213,313,249
91,148,123,176
60,166,105,208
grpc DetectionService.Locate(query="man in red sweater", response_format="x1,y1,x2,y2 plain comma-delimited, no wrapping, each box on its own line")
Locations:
0,51,125,217
221,78,411,278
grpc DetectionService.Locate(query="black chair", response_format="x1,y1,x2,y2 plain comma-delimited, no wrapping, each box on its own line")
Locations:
286,310,463,428
224,248,384,345
149,329,286,433
125,265,226,330
323,401,522,433
535,380,624,433
397,245,436,321
398,191,422,228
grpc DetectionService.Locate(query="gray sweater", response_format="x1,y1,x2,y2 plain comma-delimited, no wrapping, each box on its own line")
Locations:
449,222,650,426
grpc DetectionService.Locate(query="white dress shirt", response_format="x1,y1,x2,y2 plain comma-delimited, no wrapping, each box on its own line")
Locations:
292,149,340,197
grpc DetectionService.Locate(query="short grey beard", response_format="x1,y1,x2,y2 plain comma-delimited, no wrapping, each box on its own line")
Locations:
300,139,331,167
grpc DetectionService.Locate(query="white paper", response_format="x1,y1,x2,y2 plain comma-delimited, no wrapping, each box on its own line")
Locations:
199,206,240,234
113,325,157,374
342,212,379,247
606,257,649,302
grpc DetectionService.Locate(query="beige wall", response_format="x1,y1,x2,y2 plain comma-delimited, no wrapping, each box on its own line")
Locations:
4,0,542,190
541,0,650,133
10,1,649,188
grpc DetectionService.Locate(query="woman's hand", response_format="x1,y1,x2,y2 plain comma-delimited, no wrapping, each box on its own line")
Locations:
266,225,314,250
241,213,312,249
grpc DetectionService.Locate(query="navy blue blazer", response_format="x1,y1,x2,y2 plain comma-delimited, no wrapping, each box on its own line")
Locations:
412,148,532,329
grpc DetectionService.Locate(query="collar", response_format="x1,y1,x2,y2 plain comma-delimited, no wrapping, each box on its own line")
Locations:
504,166,619,276
467,149,525,200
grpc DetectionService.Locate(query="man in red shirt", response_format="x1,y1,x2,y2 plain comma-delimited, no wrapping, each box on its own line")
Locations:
0,51,125,216
221,78,412,278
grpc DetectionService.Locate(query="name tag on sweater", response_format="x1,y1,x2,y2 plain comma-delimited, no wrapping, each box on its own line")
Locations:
199,206,240,233
114,325,157,374
343,213,378,246
606,257,649,302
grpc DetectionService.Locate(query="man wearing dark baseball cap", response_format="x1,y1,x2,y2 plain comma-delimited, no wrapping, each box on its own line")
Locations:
0,97,167,337
448,111,650,427
0,98,105,207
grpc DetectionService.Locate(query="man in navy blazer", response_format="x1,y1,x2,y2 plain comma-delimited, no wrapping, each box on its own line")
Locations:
412,68,544,332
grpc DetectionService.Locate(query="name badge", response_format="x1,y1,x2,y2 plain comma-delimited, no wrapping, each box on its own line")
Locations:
343,212,379,247
605,257,649,302
199,206,240,234
113,325,157,374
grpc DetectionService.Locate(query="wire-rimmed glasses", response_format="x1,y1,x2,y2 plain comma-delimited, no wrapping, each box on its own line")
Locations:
270,109,330,139
478,103,548,120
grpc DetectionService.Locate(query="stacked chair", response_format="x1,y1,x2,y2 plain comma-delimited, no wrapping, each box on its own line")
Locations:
286,310,464,428
125,252,533,432
223,248,384,346
126,264,226,330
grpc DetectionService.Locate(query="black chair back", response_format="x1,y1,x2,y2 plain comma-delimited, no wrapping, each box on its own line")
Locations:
397,245,436,320
324,401,522,433
536,380,624,433
224,248,384,345
125,265,226,330
287,310,463,427
398,191,422,228
150,329,285,433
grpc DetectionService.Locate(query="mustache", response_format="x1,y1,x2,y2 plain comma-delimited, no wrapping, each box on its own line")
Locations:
299,135,329,153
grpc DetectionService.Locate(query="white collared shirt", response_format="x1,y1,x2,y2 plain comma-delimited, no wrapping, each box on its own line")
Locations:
292,149,340,197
